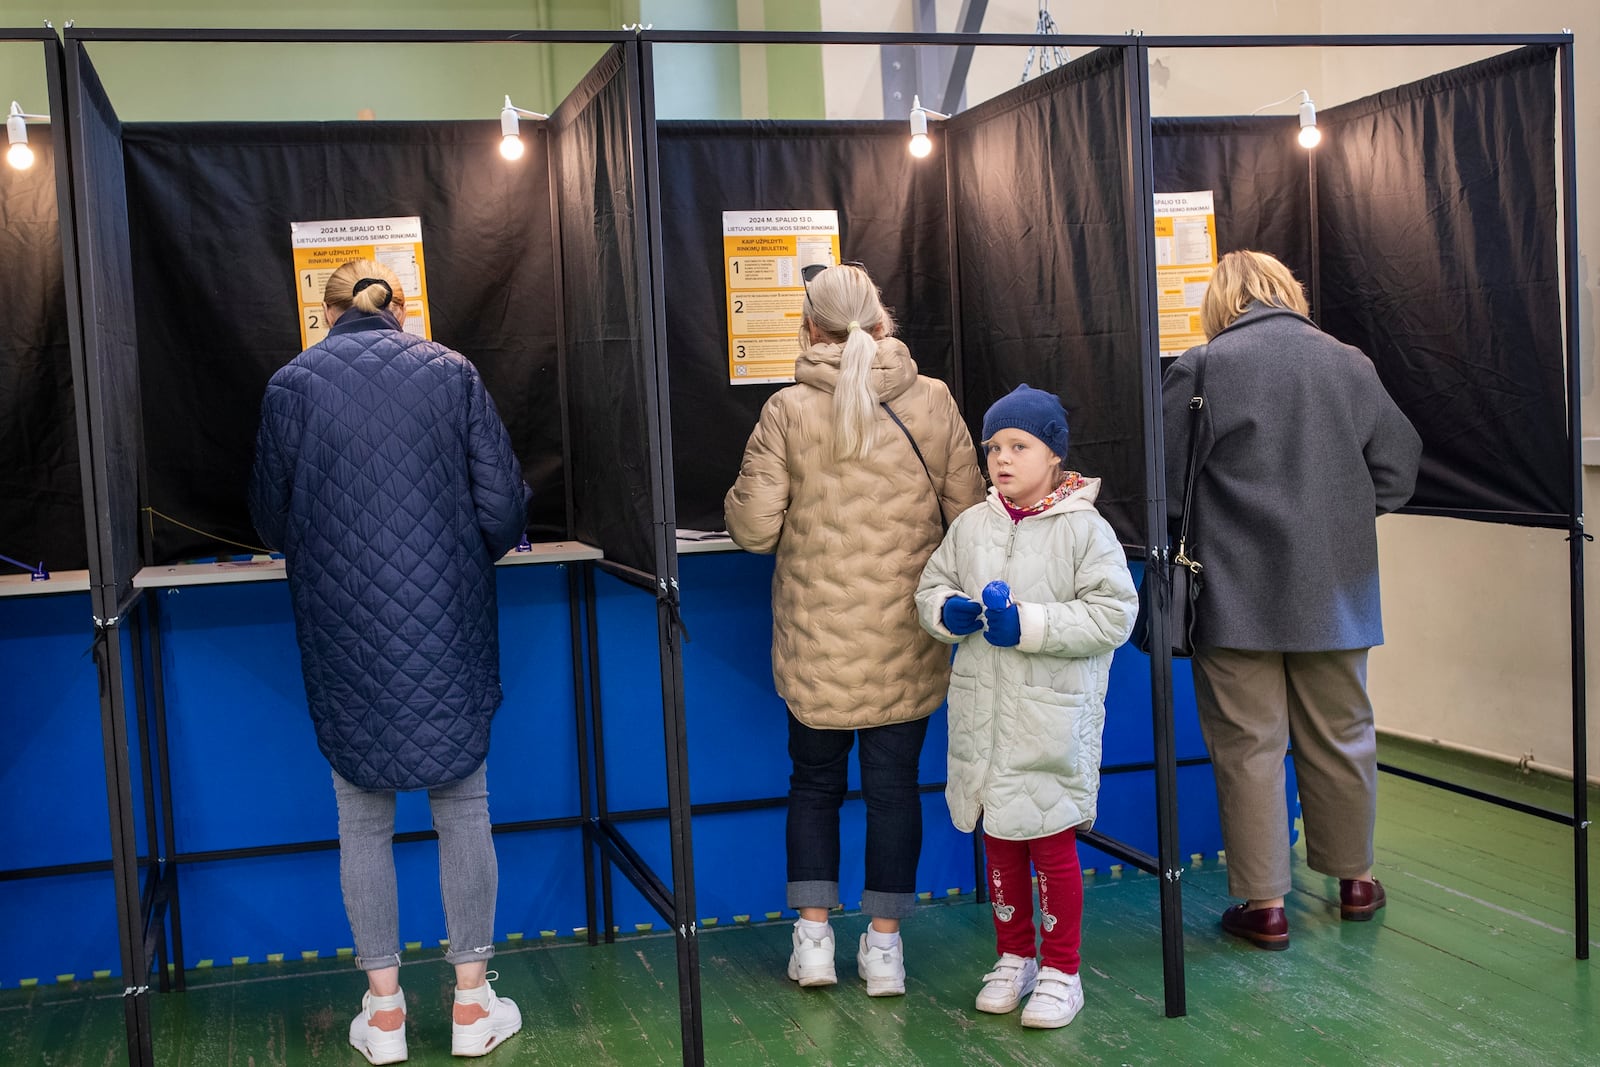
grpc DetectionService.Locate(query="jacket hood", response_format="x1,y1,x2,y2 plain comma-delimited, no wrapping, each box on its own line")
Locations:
794,336,918,403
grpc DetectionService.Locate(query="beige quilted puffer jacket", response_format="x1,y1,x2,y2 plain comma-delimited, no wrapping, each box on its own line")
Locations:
724,338,985,729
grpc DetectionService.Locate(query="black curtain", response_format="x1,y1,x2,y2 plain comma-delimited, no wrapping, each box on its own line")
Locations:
655,120,954,533
69,50,142,602
121,119,562,562
1318,45,1567,525
1151,116,1312,288
0,127,87,573
948,47,1141,545
555,45,662,578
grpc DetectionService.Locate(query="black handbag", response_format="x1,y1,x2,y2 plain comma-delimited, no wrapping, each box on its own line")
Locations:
1134,354,1206,658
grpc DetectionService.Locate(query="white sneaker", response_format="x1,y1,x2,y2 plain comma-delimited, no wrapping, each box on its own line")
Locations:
974,953,1038,1014
451,973,522,1057
349,989,408,1064
1020,967,1083,1029
786,920,838,987
856,933,906,997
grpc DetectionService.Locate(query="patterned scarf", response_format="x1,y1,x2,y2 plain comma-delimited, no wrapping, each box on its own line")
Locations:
1000,471,1087,522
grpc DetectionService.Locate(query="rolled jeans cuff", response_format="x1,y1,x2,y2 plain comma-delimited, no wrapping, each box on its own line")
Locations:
861,889,918,921
444,942,496,966
787,880,839,912
355,951,402,973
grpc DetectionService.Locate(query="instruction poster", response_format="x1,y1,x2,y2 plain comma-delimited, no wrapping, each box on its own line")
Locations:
291,216,430,350
722,210,842,385
1152,191,1218,357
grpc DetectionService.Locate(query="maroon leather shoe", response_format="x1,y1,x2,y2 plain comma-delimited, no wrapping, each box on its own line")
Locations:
1220,904,1290,950
1340,878,1387,921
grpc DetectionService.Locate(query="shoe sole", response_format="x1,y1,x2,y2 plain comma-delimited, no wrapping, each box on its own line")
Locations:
1224,928,1290,950
351,1039,408,1065
788,961,837,987
451,1022,521,1057
976,998,1021,1014
1021,1009,1080,1029
1221,920,1290,950
976,979,1036,1014
858,971,905,996
1340,904,1384,921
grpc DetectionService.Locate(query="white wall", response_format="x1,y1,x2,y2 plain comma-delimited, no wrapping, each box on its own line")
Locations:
819,0,1600,780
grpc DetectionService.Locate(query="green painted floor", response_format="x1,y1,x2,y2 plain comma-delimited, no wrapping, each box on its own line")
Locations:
5,737,1598,1065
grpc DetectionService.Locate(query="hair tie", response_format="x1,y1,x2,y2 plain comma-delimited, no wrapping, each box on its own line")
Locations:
351,277,394,308
847,320,861,333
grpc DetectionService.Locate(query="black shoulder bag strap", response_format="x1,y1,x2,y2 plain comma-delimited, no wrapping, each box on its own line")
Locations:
881,402,948,534
1175,352,1207,573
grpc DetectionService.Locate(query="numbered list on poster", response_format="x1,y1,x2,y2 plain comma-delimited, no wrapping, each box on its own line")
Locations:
291,216,431,350
1152,192,1218,357
722,210,841,385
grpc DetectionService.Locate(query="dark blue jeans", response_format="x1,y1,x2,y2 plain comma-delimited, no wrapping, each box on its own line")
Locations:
786,711,930,920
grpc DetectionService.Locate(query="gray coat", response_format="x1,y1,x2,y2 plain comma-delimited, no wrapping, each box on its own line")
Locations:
1163,304,1421,651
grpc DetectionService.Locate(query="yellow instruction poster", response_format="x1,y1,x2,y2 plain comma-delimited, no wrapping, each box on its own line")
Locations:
723,210,842,385
290,216,430,350
1152,191,1218,357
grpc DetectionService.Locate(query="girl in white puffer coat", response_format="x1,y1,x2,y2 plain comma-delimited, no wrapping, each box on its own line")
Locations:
916,384,1137,1031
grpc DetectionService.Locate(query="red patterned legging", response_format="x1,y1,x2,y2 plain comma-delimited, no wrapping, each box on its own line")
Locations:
984,827,1083,974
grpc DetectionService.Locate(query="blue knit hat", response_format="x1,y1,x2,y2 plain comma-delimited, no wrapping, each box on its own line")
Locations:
981,384,1070,462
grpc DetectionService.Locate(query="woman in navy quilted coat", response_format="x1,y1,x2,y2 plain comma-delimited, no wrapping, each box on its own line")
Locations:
249,258,531,1062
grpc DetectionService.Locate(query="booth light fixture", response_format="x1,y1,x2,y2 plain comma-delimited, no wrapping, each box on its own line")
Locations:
1296,91,1321,149
7,101,49,170
908,95,950,159
499,95,548,161
1252,89,1321,149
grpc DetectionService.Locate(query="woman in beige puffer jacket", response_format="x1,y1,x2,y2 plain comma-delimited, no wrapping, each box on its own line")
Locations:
725,263,984,996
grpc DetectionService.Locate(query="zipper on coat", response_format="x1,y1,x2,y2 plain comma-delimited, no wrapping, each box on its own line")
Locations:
985,518,1022,785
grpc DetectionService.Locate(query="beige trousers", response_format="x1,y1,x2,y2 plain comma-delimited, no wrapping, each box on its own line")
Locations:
1191,647,1377,900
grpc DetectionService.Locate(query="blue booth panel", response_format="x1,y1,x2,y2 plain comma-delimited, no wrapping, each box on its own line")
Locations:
150,562,586,969
0,592,120,987
586,550,1243,934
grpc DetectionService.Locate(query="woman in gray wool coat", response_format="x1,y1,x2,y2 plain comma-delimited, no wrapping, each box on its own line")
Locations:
1162,249,1422,951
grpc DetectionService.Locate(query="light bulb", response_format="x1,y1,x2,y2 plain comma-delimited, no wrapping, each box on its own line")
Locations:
909,133,932,158
1296,94,1320,149
6,141,33,169
500,134,524,161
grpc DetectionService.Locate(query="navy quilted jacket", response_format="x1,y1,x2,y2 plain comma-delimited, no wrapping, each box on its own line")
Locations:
248,309,532,790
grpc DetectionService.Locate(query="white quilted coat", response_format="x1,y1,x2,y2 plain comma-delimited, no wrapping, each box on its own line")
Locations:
724,337,985,730
916,482,1138,840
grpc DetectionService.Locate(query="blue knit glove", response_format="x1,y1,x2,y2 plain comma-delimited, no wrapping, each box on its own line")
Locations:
941,594,984,636
981,580,1020,647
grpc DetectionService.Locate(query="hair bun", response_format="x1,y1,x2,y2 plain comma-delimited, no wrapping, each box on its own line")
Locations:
351,277,393,308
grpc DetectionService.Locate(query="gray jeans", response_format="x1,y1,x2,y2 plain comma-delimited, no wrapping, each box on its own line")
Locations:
331,762,499,971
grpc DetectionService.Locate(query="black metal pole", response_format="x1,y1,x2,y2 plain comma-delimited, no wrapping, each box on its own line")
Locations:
1126,37,1187,1018
569,563,600,947
92,623,156,1067
1557,39,1588,961
636,38,705,1067
1307,145,1320,324
145,592,185,990
943,130,967,418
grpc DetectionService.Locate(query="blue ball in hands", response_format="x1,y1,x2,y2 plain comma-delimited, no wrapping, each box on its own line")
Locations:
941,594,984,636
981,581,1020,647
981,580,1011,611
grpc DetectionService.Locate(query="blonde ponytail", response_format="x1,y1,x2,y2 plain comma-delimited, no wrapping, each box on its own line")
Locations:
800,265,896,461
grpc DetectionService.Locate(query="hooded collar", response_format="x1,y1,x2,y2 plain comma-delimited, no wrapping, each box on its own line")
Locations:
984,473,1102,519
328,307,403,338
794,336,919,403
